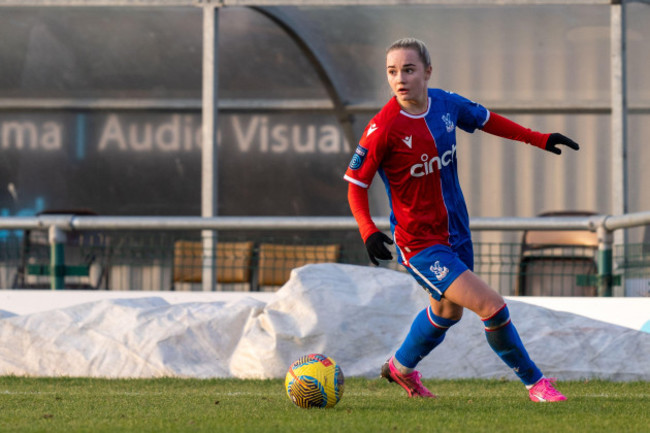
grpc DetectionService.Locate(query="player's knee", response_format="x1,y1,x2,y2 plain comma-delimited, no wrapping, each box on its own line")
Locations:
430,297,464,321
477,290,505,319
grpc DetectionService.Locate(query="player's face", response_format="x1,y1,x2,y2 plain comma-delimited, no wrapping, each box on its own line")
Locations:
386,48,432,114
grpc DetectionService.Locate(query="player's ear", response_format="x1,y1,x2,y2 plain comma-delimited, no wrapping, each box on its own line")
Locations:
424,65,432,82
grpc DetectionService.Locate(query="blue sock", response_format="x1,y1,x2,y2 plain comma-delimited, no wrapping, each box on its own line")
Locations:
395,306,460,369
483,304,543,386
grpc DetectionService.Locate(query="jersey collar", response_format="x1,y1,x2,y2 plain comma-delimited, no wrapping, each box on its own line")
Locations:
399,97,431,119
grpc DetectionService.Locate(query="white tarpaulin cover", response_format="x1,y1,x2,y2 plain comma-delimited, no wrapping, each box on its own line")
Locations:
1,263,649,380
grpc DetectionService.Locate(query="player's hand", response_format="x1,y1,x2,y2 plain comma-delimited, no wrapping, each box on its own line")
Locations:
365,231,394,265
545,133,579,155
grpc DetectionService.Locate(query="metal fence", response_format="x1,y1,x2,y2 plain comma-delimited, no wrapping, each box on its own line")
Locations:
1,213,649,296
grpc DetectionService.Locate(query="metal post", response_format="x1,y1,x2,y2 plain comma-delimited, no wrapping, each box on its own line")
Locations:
48,225,67,290
201,3,219,291
611,1,628,244
597,224,614,297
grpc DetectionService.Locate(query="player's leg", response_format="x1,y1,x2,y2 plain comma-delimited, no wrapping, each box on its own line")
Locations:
393,297,462,374
381,296,461,398
381,245,467,397
443,271,566,401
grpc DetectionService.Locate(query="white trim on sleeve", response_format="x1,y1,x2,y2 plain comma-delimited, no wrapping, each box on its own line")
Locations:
481,110,491,127
343,174,369,189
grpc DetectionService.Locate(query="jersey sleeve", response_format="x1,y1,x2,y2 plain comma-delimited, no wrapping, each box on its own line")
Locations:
480,112,549,149
343,120,388,189
347,182,378,241
447,91,490,134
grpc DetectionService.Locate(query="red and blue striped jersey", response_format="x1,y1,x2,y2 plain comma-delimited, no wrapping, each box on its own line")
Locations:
344,88,489,262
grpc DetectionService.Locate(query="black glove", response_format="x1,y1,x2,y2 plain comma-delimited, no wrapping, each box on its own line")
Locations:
545,133,579,155
365,231,394,266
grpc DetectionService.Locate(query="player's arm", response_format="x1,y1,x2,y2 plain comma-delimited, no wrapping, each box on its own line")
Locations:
347,183,393,266
481,112,579,155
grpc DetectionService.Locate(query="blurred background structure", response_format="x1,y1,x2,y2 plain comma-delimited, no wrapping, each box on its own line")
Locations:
0,0,649,295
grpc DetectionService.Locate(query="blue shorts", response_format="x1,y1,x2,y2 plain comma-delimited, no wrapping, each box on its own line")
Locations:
403,242,474,301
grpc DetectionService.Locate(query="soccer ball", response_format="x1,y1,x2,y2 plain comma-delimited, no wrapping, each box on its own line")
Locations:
285,353,344,408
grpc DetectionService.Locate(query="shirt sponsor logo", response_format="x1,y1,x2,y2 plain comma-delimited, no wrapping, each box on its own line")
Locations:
349,144,368,170
409,144,456,178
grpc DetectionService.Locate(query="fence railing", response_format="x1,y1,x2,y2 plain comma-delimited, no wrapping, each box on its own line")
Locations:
1,212,649,296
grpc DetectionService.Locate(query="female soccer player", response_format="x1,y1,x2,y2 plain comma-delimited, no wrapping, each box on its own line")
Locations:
344,38,578,402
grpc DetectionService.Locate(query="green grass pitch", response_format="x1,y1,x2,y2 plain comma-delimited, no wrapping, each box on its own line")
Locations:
0,377,648,433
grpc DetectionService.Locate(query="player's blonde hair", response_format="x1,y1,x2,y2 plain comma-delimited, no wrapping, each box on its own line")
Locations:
386,38,431,69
